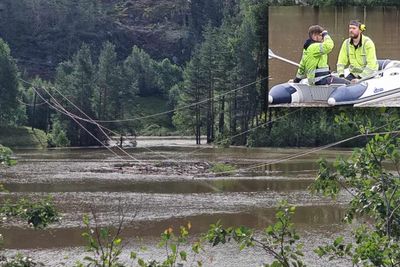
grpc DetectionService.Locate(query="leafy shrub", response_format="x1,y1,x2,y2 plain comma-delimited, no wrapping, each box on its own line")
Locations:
0,145,16,166
47,120,70,147
210,163,236,176
1,197,60,229
0,253,44,267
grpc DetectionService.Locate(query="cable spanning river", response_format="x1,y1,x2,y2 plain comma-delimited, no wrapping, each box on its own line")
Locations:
1,140,356,266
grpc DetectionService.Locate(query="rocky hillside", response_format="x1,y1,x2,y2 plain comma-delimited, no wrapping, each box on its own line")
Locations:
0,0,198,78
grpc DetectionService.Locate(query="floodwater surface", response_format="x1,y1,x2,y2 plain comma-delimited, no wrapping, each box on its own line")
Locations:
1,144,353,266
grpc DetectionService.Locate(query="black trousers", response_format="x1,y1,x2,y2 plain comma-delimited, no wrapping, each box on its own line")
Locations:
345,73,358,81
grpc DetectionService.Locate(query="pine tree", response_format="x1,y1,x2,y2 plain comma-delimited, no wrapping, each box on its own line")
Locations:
0,38,20,125
55,44,98,146
95,41,123,121
123,46,159,97
173,51,207,144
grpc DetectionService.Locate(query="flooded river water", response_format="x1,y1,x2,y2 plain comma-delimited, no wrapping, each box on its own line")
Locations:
1,140,354,266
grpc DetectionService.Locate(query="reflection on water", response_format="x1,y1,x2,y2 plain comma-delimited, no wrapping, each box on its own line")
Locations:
269,6,400,86
2,205,345,249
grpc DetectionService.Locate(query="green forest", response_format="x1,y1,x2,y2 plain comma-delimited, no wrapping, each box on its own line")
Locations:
0,0,399,147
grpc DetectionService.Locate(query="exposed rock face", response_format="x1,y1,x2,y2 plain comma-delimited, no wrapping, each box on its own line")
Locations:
0,0,192,77
111,0,192,63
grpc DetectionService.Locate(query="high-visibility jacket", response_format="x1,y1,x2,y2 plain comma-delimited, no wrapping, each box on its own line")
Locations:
296,34,334,85
337,35,378,78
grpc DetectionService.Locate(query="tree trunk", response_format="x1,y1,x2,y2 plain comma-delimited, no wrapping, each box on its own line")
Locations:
218,96,225,135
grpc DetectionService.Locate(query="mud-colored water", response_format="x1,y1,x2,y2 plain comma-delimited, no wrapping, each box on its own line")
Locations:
0,144,354,266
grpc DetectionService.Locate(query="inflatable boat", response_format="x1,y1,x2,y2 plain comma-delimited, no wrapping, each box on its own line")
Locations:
269,60,400,106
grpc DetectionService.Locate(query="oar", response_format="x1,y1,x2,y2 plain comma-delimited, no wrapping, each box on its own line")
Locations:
268,49,300,67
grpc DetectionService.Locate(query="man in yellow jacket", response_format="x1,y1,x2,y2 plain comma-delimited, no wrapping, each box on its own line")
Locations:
337,20,378,83
294,25,347,85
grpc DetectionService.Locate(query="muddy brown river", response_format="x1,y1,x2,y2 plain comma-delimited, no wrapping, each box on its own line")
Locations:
0,141,355,266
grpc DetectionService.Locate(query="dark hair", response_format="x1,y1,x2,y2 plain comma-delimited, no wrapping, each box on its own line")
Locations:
349,20,362,27
308,25,324,38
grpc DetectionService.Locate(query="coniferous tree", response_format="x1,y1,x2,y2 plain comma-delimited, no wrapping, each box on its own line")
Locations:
0,38,20,125
95,41,123,121
55,44,98,146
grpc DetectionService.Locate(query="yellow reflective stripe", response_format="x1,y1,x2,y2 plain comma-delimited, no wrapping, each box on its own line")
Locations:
362,39,369,66
350,65,364,73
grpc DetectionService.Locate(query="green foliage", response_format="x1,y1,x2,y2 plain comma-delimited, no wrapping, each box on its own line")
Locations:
0,38,21,125
215,132,232,148
205,201,305,267
55,43,99,146
309,159,341,198
22,78,53,132
140,124,175,136
0,197,59,229
51,42,181,144
124,46,168,97
210,163,236,176
135,96,176,135
78,215,202,267
0,0,193,79
311,111,400,266
155,59,183,96
95,41,125,122
173,3,261,144
0,144,16,167
47,119,70,147
76,214,124,267
136,223,200,267
0,253,44,267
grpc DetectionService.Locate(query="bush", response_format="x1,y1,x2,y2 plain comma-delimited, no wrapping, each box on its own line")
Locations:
47,120,70,147
205,201,305,267
215,132,231,148
0,145,16,166
1,197,60,229
0,253,43,267
311,112,400,266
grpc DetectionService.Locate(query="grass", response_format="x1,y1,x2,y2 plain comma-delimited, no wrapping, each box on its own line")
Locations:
0,126,48,148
